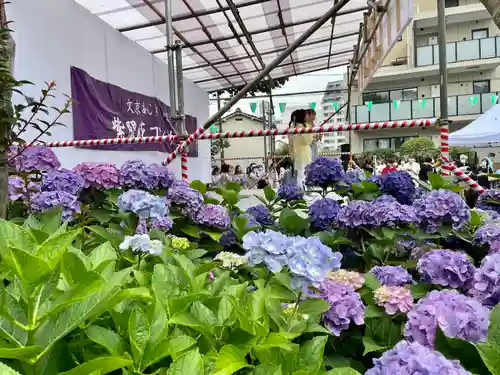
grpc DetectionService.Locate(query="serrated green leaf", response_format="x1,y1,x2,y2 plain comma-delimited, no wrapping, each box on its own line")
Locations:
3,248,51,283
362,336,388,355
212,344,251,375
324,368,362,375
129,307,150,364
167,348,204,375
88,241,117,270
57,356,133,375
0,220,37,253
190,302,217,333
297,298,330,316
85,325,125,356
253,364,282,375
218,295,237,326
476,343,500,375
364,305,386,319
255,333,294,352
264,186,276,202
363,273,381,290
190,180,207,194
0,362,22,375
298,336,328,373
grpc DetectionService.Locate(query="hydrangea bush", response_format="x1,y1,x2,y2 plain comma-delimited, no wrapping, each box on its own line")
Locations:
2,149,500,375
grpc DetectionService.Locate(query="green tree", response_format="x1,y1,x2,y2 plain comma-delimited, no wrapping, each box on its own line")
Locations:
399,137,438,161
211,139,230,156
216,78,289,97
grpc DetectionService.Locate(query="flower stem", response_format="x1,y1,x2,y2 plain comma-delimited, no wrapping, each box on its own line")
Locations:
288,292,302,326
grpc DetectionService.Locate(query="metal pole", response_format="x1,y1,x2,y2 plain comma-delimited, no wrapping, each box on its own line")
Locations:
164,0,177,120
262,100,268,173
174,40,186,134
437,0,449,173
217,93,224,165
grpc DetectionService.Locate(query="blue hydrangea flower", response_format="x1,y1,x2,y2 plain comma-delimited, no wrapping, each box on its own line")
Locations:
193,204,230,229
474,224,500,247
417,249,475,289
277,184,304,202
117,189,169,220
8,176,27,201
476,189,500,215
404,290,489,347
220,230,238,249
150,216,173,232
9,145,60,173
308,198,341,230
31,190,81,222
413,189,471,233
470,252,500,307
305,157,345,188
119,160,149,189
167,186,203,217
247,204,274,226
337,200,373,228
242,230,290,273
320,281,364,336
344,168,365,185
365,340,471,375
380,170,416,205
42,168,86,195
367,174,381,186
145,163,176,189
370,265,413,286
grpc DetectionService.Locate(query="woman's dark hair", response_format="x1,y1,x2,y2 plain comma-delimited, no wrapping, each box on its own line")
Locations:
424,156,432,163
386,157,395,164
221,163,231,173
289,109,306,127
212,166,220,175
235,165,242,174
257,179,268,189
305,109,316,117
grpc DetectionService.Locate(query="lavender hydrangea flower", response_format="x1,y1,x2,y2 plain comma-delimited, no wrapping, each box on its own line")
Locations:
193,204,230,229
404,290,489,346
366,197,417,227
247,204,274,226
136,219,148,234
476,189,500,215
337,200,373,228
374,286,414,314
490,240,500,254
469,252,500,307
308,198,341,230
370,265,413,286
119,234,163,255
417,250,475,289
150,216,173,232
344,168,365,184
277,184,303,202
220,230,238,249
474,224,500,247
117,189,169,220
73,163,120,189
42,168,86,195
365,340,472,375
144,163,176,189
31,191,81,222
367,174,381,186
167,186,203,216
8,176,26,201
9,145,60,173
395,237,418,254
120,160,167,189
320,281,365,336
304,157,345,188
413,189,471,233
380,170,416,205
242,230,290,273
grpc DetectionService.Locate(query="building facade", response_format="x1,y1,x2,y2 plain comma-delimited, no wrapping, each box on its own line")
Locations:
348,0,500,158
320,80,348,152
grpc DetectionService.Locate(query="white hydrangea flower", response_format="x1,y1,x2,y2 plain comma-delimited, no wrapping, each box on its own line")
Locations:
214,251,247,271
119,234,163,255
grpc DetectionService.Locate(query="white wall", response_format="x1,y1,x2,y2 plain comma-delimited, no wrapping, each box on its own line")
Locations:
7,0,211,182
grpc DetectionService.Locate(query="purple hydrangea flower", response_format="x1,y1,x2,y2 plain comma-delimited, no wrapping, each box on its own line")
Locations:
150,216,173,232
247,205,274,226
117,189,169,220
8,176,26,201
304,157,345,188
367,197,417,227
220,230,238,249
277,184,304,202
404,290,489,347
144,163,176,189
367,174,381,186
395,237,418,254
320,281,364,336
469,252,500,307
119,160,150,189
337,200,373,228
9,145,60,173
490,240,500,254
380,170,416,205
417,249,475,289
365,340,472,375
474,224,500,247
308,198,341,230
344,168,365,184
413,189,471,233
374,286,414,314
240,213,259,228
242,230,290,273
413,187,425,200
370,265,413,286
31,190,81,222
136,219,148,234
167,186,203,216
73,163,120,189
193,204,230,229
41,168,86,195
476,189,500,215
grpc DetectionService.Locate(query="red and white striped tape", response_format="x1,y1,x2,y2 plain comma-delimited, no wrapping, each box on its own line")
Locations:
212,152,351,161
181,152,188,181
440,126,450,176
440,156,485,193
32,134,179,148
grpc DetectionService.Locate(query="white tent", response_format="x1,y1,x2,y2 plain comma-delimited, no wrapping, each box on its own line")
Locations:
449,104,500,146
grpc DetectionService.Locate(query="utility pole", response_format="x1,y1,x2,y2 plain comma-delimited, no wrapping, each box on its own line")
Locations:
437,0,449,165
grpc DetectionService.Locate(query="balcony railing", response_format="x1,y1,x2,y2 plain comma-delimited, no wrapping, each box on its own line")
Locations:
416,37,500,67
352,92,499,123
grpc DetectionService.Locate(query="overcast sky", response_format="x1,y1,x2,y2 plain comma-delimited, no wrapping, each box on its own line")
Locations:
208,66,347,119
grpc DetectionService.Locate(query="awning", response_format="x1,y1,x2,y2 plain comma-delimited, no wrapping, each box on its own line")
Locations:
449,104,500,146
74,0,368,91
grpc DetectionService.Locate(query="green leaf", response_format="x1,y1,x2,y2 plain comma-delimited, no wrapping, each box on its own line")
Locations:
365,317,402,348
3,248,51,283
88,242,117,270
362,336,388,355
166,335,197,359
486,304,500,346
85,325,125,356
37,206,63,233
142,334,197,369
363,273,381,291
167,348,204,375
180,224,202,239
57,356,133,375
476,343,500,375
0,362,22,375
297,298,330,316
255,333,294,352
264,186,276,202
364,305,386,319
212,345,251,375
190,302,217,333
279,207,308,235
428,172,445,189
298,336,328,373
61,252,88,285
218,295,237,326
324,368,362,375
129,307,150,364
253,364,282,375
0,220,37,253
202,229,222,241
190,180,207,194
0,346,43,361
410,283,431,299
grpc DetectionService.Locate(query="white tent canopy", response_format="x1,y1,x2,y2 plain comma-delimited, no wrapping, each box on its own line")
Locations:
449,104,500,146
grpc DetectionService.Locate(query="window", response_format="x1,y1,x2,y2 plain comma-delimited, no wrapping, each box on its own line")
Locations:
473,80,490,94
363,91,389,104
444,0,459,7
472,29,488,40
402,88,418,101
363,88,418,104
362,136,417,151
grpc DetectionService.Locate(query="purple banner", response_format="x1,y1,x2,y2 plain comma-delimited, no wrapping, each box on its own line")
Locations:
70,66,198,156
